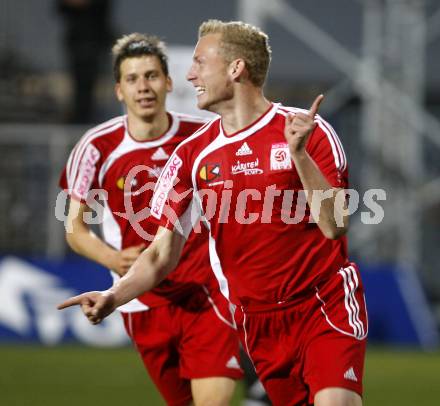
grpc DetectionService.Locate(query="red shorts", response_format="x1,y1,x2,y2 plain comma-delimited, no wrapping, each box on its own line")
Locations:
234,263,368,406
121,286,243,406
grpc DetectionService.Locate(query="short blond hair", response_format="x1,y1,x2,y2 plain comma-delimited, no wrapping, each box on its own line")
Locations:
199,20,271,87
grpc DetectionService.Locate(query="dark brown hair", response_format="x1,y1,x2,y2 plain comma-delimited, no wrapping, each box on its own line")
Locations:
112,33,169,82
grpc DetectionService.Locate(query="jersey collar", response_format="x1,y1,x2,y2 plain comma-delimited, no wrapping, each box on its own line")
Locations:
123,112,180,147
219,103,279,141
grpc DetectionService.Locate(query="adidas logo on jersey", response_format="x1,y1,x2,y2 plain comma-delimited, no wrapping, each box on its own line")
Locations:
226,356,241,369
343,367,358,382
236,142,253,156
151,147,170,161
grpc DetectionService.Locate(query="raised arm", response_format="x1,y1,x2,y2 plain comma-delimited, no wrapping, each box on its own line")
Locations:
284,95,349,239
57,226,185,324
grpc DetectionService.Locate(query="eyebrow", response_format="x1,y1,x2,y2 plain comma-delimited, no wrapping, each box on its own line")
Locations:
124,69,160,78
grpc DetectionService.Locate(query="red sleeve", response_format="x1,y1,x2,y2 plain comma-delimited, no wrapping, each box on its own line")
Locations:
306,116,348,188
60,141,102,203
59,167,68,190
150,145,197,238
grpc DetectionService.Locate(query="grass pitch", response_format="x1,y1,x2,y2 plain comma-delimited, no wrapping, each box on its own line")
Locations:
0,345,439,405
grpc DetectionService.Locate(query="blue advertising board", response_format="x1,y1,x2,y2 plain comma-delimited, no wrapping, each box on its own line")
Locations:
0,256,437,348
0,256,129,346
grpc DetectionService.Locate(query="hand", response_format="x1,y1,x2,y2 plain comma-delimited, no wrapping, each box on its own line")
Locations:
57,290,117,324
285,94,324,155
110,243,146,276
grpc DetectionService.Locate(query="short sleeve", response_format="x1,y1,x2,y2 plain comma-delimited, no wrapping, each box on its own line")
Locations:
150,148,198,239
306,116,348,188
59,142,102,203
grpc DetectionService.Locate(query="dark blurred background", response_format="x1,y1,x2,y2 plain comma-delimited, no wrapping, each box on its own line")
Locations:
0,0,439,404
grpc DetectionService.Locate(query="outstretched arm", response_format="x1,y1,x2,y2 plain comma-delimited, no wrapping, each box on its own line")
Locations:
285,95,349,239
110,226,185,305
58,226,185,323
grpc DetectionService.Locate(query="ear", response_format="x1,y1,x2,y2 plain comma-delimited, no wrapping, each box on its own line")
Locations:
115,83,124,102
166,76,173,93
229,59,246,82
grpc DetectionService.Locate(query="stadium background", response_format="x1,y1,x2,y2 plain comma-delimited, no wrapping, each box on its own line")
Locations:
0,0,439,404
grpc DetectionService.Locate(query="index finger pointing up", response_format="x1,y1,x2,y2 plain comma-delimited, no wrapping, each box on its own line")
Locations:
309,94,324,117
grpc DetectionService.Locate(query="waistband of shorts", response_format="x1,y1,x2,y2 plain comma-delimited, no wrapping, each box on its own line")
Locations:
238,262,357,314
239,289,317,314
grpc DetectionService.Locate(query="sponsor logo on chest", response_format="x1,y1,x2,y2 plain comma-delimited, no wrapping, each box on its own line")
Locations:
270,143,292,171
75,144,100,197
151,155,183,219
199,163,221,182
116,176,138,190
115,164,163,193
231,157,263,176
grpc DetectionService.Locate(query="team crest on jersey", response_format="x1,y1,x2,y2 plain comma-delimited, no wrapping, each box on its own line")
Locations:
270,143,292,171
199,163,221,182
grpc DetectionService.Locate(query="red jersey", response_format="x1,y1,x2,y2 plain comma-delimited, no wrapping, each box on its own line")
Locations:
60,112,213,311
151,103,350,308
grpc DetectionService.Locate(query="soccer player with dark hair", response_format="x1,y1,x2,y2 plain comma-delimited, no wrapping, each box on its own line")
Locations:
59,21,368,406
59,32,242,406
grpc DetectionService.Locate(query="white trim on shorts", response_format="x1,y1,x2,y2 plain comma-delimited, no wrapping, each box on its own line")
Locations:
202,285,237,330
315,265,368,340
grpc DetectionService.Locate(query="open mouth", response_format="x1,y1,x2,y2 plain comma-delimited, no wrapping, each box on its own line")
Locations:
195,86,206,96
137,97,156,107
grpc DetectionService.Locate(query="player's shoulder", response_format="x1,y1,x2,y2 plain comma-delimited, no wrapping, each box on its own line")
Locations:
77,115,126,148
172,115,221,156
84,115,125,137
170,111,210,125
170,111,211,136
276,103,309,117
277,103,337,136
278,103,347,170
277,103,333,126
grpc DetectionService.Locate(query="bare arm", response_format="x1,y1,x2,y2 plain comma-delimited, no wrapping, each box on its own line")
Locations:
285,95,348,239
58,227,185,324
65,198,145,276
109,227,185,307
290,152,348,239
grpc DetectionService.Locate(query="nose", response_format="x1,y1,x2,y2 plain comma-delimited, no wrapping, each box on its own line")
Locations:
186,63,196,82
138,77,151,92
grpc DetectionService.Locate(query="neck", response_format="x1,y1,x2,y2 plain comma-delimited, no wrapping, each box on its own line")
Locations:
126,110,170,141
216,86,271,135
